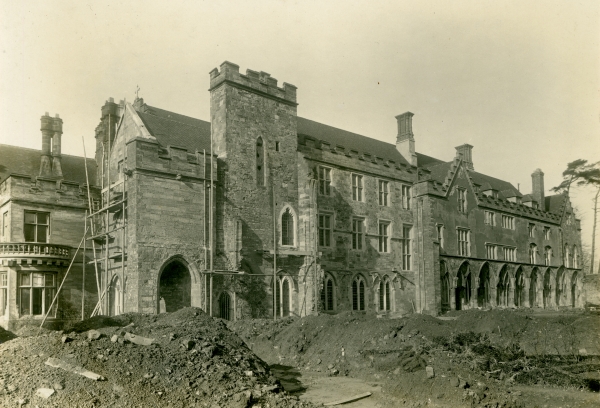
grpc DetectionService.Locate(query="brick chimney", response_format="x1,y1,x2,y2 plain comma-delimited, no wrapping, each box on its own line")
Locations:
51,114,63,178
531,168,544,208
39,113,53,177
395,112,417,166
455,144,474,170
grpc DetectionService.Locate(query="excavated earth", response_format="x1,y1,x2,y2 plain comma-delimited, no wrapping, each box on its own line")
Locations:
0,308,314,408
229,309,600,408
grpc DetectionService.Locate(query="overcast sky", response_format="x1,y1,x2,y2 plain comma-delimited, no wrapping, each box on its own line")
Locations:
1,0,599,262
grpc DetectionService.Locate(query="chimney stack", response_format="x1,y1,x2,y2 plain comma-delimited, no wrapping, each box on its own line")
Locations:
39,113,53,177
395,112,417,166
455,144,474,170
531,168,545,208
51,114,63,178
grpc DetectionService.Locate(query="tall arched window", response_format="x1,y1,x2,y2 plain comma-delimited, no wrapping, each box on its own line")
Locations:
275,276,292,318
544,246,552,266
573,246,579,268
219,292,233,321
378,279,391,311
352,275,366,311
256,137,264,186
321,274,335,311
564,244,570,267
281,208,294,246
529,243,537,264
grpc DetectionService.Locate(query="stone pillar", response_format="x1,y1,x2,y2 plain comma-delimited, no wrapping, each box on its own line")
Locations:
508,278,515,308
523,278,530,308
450,277,457,310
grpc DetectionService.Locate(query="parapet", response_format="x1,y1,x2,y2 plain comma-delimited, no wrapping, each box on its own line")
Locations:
209,61,297,105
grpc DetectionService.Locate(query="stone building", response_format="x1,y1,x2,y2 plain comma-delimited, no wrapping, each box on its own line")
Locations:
0,114,99,329
0,61,584,328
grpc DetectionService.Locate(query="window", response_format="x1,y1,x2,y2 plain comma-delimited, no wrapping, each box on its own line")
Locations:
0,272,6,316
457,229,470,256
281,208,294,246
352,276,366,311
275,277,291,318
437,224,444,249
318,214,332,247
318,167,331,196
484,211,495,226
503,247,516,262
573,246,579,268
402,225,412,270
321,275,335,311
544,246,552,266
379,280,391,311
2,211,7,241
378,180,389,206
564,244,570,267
24,211,49,243
256,137,264,186
352,174,363,202
528,223,536,238
275,141,280,152
352,218,364,250
401,185,411,210
543,227,551,240
18,272,56,316
501,215,514,230
457,188,467,213
219,292,232,321
485,244,497,260
378,222,390,253
529,243,537,264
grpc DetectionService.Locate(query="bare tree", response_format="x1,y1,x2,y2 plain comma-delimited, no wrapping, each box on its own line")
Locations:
551,160,600,274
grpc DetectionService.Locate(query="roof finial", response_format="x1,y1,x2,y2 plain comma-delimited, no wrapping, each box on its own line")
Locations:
135,85,140,99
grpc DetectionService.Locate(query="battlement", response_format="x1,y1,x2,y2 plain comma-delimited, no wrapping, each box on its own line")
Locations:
209,61,297,105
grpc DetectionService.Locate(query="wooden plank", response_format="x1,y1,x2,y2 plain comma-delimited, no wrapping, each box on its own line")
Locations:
45,357,105,381
323,391,372,406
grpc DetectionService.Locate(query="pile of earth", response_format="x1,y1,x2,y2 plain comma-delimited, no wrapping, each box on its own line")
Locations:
0,308,315,408
229,309,600,407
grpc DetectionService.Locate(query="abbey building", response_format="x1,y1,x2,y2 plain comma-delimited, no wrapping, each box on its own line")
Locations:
0,61,583,328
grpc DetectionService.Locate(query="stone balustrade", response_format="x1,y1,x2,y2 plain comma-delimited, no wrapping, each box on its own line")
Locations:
0,243,71,259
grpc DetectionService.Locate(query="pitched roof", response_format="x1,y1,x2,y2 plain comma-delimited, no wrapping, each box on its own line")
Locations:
0,144,96,185
296,117,410,165
135,105,212,153
545,194,567,214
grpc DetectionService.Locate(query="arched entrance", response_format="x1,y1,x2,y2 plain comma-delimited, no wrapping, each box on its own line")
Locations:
530,267,539,307
108,275,122,317
543,269,552,308
514,267,524,307
555,267,565,307
440,262,451,313
455,262,471,310
477,263,491,308
158,260,191,313
496,266,510,307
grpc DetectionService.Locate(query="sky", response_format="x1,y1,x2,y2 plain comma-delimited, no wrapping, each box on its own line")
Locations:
1,0,599,265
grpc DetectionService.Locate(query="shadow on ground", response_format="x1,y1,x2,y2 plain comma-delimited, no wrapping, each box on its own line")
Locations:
270,364,307,395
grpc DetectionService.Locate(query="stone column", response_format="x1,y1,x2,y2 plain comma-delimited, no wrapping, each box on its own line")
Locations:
523,278,530,308
450,277,457,310
39,113,53,177
51,115,63,178
508,278,515,308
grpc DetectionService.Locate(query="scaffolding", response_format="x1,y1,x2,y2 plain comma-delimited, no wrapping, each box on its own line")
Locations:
84,113,127,317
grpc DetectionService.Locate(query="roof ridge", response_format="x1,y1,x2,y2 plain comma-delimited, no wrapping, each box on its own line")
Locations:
143,105,209,128
0,143,93,161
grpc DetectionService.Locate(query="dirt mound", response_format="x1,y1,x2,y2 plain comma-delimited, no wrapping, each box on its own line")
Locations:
0,326,17,344
0,308,315,407
230,310,600,407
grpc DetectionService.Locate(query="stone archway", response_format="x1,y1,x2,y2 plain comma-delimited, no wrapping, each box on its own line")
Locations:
455,262,471,310
555,267,566,307
158,259,191,313
496,265,510,307
514,267,525,307
477,263,491,308
543,268,553,308
530,267,539,308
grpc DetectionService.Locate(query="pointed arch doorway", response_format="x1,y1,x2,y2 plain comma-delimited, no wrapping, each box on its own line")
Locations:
158,259,191,313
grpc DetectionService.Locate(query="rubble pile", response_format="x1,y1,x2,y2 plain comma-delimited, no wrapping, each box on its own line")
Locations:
0,308,315,407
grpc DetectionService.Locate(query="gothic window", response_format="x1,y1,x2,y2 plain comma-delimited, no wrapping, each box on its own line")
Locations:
529,243,537,264
256,137,264,186
544,246,552,266
379,279,391,311
401,185,411,210
402,225,412,270
321,275,335,311
275,277,292,318
219,292,232,321
352,218,364,250
437,224,445,249
564,244,570,267
352,275,366,311
457,229,470,256
573,246,579,268
457,188,467,213
281,208,294,246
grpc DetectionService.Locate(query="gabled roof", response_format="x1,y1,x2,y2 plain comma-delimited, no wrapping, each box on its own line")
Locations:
0,144,96,185
135,104,212,153
546,194,567,214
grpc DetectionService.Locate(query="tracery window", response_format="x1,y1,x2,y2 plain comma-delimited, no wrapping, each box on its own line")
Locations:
281,208,294,246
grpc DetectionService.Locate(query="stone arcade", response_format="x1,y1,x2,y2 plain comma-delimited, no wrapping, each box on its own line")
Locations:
0,61,584,328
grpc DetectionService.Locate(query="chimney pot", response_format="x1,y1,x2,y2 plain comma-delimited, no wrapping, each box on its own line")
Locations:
531,169,545,209
455,144,474,170
55,114,59,118
395,112,417,166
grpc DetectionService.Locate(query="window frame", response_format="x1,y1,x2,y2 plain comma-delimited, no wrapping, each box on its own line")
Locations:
378,179,389,206
501,214,515,230
378,221,390,253
321,274,335,311
484,210,496,226
528,223,536,238
485,243,498,260
2,211,8,241
352,275,366,311
24,211,50,243
543,226,551,240
401,184,411,210
529,243,537,264
457,188,467,213
318,213,333,247
351,173,364,202
281,207,295,247
503,246,517,262
18,271,57,317
378,279,392,312
402,225,412,270
436,224,445,249
544,246,552,266
351,217,365,250
318,166,332,196
0,272,7,316
457,228,470,256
